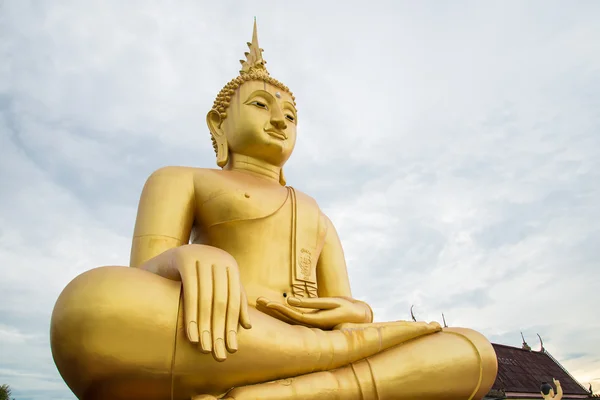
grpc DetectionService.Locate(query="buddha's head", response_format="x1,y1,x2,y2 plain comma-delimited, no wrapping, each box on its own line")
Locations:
207,20,297,185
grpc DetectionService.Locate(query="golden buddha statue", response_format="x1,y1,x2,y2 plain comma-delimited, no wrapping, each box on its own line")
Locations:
50,20,498,400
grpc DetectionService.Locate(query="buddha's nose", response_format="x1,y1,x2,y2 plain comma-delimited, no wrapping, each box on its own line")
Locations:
270,114,287,130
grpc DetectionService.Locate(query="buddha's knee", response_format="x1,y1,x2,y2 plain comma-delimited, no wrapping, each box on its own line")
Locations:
442,328,498,397
50,266,181,397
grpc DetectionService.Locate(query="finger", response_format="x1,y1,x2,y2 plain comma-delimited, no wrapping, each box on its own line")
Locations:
239,287,252,330
255,296,272,310
266,302,310,325
198,261,213,353
287,297,341,310
256,296,269,304
267,302,331,329
212,264,228,361
182,261,199,343
225,266,241,353
256,301,306,326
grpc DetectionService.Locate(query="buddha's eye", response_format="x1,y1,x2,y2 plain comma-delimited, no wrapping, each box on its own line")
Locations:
285,114,295,122
250,101,268,110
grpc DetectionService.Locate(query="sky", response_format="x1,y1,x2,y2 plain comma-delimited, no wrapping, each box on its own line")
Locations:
1,1,599,399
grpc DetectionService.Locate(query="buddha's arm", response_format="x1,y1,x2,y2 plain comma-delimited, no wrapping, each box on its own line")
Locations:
315,215,374,323
130,166,196,268
129,167,250,359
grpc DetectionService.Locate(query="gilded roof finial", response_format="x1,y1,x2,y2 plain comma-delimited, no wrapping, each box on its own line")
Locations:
410,305,417,322
239,17,269,76
537,333,545,352
521,332,531,351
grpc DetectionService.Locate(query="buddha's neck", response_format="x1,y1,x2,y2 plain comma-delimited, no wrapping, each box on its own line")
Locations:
225,153,281,183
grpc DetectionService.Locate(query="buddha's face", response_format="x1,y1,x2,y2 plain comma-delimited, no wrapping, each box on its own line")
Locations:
210,80,298,167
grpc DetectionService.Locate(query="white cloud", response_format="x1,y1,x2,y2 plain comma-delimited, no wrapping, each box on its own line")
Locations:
1,0,599,398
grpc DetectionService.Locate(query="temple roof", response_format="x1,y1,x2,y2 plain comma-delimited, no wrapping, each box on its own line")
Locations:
491,343,592,398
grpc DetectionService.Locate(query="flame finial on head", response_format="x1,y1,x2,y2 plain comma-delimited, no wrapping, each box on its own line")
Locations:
240,18,269,76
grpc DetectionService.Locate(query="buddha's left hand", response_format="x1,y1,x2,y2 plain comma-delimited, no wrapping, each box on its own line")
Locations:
256,296,372,330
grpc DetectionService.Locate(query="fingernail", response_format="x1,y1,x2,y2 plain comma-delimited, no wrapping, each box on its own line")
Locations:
188,321,199,342
256,297,267,306
227,330,238,352
214,338,226,361
201,331,212,353
288,297,301,306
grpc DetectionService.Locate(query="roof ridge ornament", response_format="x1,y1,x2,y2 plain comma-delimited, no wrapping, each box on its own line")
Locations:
537,333,546,352
521,332,532,351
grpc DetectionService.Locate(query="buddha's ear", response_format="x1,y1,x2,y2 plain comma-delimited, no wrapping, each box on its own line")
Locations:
279,169,286,186
207,110,229,168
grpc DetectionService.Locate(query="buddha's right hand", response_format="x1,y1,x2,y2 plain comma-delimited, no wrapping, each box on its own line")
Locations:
139,244,252,361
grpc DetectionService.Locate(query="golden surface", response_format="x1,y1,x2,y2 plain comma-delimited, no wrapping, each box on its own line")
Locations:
50,20,498,400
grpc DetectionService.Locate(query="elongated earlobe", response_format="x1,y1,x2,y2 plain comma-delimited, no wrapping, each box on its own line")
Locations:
216,140,229,168
279,169,286,186
207,110,229,168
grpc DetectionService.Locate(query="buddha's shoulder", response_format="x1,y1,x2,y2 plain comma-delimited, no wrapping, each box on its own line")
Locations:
145,166,222,196
290,187,321,207
147,166,223,183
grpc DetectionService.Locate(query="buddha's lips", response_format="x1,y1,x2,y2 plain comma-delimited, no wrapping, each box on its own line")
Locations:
265,130,287,140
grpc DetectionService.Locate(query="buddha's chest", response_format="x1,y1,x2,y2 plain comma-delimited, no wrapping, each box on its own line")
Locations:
192,173,327,299
195,176,289,228
205,208,295,298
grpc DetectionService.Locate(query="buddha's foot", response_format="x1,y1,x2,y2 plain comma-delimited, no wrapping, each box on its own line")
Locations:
334,320,442,335
219,327,497,400
221,373,342,400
